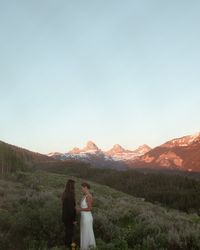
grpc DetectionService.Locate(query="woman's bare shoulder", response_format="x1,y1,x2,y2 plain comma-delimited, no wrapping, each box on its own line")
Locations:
86,193,93,200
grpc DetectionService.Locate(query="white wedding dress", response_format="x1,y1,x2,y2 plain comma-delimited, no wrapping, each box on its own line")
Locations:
80,195,96,250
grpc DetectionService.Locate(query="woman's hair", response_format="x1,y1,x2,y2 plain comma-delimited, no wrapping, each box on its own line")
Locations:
81,182,90,189
62,179,75,202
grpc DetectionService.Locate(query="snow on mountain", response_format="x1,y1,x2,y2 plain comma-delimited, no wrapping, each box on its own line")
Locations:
48,132,200,171
107,144,127,155
129,132,200,172
48,141,151,164
105,144,151,161
48,152,63,157
68,141,100,155
162,132,200,148
69,147,81,154
132,144,152,155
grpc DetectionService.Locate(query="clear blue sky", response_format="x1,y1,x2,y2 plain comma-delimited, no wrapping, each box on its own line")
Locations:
0,0,200,154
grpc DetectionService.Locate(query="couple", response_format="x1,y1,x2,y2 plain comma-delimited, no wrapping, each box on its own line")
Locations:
62,179,96,250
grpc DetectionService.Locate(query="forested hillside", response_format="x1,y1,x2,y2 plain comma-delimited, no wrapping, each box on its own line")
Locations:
0,141,54,174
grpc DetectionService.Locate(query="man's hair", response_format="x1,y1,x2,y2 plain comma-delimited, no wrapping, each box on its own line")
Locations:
62,179,75,201
81,182,90,189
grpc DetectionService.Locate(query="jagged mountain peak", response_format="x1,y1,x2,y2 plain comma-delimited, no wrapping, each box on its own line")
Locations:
105,144,136,160
69,147,81,154
111,144,126,153
132,144,151,155
84,141,99,151
137,144,151,150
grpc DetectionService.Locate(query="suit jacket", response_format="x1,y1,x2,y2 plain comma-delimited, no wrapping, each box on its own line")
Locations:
62,196,76,224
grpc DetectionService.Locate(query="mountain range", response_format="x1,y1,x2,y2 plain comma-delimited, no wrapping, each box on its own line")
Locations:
48,132,200,172
48,141,151,169
1,131,200,173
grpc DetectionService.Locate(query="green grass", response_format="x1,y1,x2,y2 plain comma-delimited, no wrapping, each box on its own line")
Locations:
0,170,200,250
38,162,200,213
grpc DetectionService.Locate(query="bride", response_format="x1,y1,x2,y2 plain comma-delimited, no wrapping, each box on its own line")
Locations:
76,182,96,250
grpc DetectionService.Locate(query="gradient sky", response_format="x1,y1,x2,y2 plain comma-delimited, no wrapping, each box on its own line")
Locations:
0,0,200,154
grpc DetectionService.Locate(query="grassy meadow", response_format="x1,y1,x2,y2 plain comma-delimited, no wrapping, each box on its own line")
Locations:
0,169,200,250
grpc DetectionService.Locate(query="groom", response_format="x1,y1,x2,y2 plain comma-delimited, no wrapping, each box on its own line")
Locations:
62,179,77,248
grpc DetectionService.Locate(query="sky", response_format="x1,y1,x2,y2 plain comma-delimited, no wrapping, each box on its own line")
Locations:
0,0,200,154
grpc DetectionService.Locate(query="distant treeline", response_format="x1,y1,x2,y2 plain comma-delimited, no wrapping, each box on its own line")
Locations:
37,161,200,214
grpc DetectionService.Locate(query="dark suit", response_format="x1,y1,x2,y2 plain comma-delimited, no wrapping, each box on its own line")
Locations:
62,196,76,248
